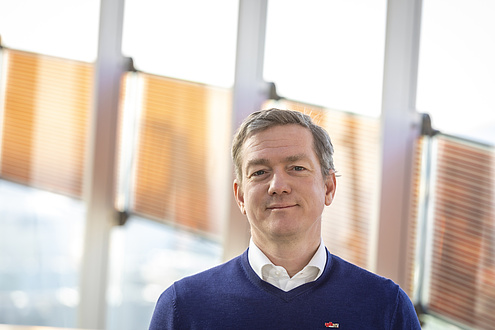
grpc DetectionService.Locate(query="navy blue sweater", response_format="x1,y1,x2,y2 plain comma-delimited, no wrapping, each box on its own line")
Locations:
149,249,421,329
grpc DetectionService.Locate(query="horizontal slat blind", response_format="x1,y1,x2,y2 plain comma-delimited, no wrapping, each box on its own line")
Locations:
129,73,231,235
264,100,380,270
428,135,495,329
0,50,92,197
406,135,425,295
322,109,380,269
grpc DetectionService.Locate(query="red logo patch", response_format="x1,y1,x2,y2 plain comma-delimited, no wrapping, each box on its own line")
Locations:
325,322,339,328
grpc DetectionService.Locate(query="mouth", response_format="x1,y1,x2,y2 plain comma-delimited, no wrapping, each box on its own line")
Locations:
266,204,297,210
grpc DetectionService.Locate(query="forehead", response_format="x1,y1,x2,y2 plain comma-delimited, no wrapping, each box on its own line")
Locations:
242,124,316,161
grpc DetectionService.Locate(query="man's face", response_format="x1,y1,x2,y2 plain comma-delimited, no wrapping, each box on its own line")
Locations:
233,124,336,245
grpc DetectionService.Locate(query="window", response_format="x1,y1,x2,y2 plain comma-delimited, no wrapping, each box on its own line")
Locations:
264,0,387,117
417,0,495,145
0,49,91,327
106,215,222,329
122,0,238,87
0,0,100,62
414,1,495,328
117,72,232,236
0,50,92,197
107,2,239,326
417,135,495,329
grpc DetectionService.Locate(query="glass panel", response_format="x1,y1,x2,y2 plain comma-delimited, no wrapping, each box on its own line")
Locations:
106,216,222,330
0,180,85,327
110,69,231,330
117,72,232,237
0,49,91,327
264,0,387,117
122,0,238,87
424,135,495,329
0,50,92,198
406,136,426,296
0,0,100,62
417,0,495,145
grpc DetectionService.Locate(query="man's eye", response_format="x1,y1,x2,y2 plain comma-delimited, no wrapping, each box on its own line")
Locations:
252,170,266,177
294,166,306,171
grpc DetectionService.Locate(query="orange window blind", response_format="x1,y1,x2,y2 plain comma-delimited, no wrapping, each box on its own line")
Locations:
321,108,380,270
406,135,425,295
126,73,231,236
427,135,495,329
0,49,92,197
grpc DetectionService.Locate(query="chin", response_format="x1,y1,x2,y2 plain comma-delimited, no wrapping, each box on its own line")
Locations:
268,225,302,239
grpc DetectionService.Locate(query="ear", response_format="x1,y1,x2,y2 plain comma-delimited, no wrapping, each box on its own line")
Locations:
233,179,247,215
324,172,337,206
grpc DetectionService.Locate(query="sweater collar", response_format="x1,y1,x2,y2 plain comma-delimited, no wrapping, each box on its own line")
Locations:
247,238,327,283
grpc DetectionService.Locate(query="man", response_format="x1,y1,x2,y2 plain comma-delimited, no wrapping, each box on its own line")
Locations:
149,108,421,329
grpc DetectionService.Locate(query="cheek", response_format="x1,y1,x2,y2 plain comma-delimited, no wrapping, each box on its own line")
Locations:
307,183,328,204
243,186,265,208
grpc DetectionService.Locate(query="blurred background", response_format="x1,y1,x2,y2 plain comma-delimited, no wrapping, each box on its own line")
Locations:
0,0,494,329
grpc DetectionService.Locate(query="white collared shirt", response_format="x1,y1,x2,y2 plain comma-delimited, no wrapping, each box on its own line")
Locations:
248,238,327,292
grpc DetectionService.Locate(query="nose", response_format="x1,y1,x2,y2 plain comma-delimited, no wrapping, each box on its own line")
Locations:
268,171,291,195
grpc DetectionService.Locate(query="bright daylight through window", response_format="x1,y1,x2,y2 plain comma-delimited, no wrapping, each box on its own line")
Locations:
0,0,493,329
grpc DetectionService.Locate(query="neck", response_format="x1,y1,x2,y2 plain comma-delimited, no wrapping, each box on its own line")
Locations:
253,235,321,277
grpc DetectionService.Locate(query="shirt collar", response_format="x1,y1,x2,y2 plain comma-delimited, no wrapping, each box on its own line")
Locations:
248,238,327,280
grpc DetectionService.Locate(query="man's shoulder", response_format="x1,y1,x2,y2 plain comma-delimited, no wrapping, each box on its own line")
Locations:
320,253,420,328
325,253,400,296
173,252,247,291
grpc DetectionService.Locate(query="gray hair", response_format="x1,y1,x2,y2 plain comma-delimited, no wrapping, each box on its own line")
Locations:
232,108,335,182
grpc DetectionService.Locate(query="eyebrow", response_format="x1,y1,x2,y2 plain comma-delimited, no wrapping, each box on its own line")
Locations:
245,153,310,170
285,154,309,163
245,158,270,170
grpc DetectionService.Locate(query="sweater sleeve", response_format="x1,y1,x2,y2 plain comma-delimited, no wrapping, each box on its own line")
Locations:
390,288,422,329
149,284,179,330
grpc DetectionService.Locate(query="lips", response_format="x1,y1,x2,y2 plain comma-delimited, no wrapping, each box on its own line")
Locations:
266,204,297,210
